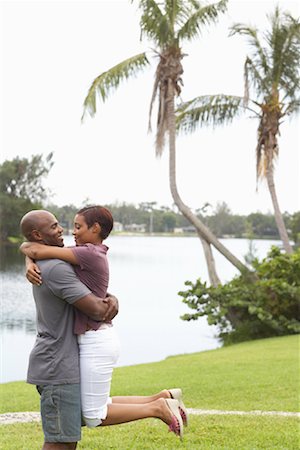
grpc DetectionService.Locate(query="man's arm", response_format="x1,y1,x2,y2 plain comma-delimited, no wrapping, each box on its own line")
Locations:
26,256,119,322
73,293,119,322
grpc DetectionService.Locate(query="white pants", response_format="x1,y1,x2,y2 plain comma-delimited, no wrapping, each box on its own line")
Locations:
77,326,120,427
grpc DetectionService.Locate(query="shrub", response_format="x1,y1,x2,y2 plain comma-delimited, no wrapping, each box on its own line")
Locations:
179,246,300,344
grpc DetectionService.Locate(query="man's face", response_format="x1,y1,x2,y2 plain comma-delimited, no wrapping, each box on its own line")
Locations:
37,212,64,247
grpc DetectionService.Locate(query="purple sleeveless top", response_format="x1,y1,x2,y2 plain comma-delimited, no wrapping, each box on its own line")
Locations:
70,243,110,335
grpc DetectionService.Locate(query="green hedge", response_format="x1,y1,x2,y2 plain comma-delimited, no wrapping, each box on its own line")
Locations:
179,246,300,344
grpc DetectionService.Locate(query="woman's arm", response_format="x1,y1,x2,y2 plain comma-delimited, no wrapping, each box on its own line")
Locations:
26,255,42,285
20,242,78,265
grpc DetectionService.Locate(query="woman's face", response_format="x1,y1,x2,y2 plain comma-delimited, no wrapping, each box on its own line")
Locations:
73,213,95,245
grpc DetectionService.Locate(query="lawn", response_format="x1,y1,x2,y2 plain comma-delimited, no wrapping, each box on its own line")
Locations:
1,335,299,449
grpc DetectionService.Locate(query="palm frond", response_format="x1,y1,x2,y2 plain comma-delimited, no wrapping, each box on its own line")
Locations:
155,81,168,156
268,7,286,84
165,0,189,29
282,98,300,116
148,64,160,133
82,53,149,120
178,0,228,42
176,94,243,134
231,7,300,108
230,23,269,78
244,57,269,101
137,0,172,46
270,11,300,97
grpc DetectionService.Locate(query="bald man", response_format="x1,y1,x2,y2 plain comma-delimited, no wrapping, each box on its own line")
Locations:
20,210,118,450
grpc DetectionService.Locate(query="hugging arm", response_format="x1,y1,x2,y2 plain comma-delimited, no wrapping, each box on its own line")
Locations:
21,244,119,321
74,294,119,322
20,242,78,265
21,242,78,285
25,256,42,285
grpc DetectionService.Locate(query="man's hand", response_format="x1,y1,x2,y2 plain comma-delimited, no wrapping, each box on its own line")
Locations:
103,295,119,322
26,261,42,286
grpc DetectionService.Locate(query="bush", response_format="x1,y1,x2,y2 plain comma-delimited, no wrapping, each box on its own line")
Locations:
179,246,300,345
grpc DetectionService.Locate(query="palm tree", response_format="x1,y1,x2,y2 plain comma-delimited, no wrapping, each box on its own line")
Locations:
177,6,300,254
82,0,250,282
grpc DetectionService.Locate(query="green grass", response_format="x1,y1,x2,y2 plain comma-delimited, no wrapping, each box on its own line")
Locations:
1,415,299,449
1,335,299,449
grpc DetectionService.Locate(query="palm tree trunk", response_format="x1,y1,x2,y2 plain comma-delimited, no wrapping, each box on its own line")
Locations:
198,231,221,286
266,165,293,254
166,80,249,275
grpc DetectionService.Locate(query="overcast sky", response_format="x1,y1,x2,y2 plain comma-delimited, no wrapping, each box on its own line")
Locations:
1,0,299,215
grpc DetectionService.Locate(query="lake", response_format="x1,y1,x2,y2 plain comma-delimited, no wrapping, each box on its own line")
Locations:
0,235,281,383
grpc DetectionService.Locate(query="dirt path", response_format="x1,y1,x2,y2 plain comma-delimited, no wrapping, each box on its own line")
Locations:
1,409,299,425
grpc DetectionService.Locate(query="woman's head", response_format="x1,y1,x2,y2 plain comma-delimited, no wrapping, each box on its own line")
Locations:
73,205,114,245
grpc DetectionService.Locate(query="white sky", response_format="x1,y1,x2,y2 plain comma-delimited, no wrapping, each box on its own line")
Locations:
1,0,299,215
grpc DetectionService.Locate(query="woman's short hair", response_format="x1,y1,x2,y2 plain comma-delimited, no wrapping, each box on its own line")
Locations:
77,205,113,240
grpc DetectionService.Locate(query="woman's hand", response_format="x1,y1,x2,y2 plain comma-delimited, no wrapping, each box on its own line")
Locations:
103,294,119,322
26,260,42,285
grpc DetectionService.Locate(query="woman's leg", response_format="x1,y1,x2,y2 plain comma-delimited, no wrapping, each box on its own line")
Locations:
100,398,184,439
101,398,169,425
112,389,188,426
111,389,171,404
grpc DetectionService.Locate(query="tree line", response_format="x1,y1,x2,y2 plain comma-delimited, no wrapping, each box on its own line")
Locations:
1,154,299,244
50,201,300,243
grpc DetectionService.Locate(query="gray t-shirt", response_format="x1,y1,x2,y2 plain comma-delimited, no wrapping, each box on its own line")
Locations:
27,259,91,385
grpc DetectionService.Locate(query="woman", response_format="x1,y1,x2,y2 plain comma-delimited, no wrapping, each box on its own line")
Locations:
21,205,188,439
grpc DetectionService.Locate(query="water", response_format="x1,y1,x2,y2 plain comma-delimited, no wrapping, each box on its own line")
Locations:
0,236,281,383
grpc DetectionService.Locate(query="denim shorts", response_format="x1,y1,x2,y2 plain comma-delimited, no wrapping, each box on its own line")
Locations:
37,384,81,443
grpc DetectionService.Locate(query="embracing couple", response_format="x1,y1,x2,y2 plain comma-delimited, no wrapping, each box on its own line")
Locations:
20,206,188,449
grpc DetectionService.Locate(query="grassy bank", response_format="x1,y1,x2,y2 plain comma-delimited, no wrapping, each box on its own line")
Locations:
1,335,299,449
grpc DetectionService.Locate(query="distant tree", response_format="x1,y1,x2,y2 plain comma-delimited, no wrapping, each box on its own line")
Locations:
108,202,140,227
139,202,157,233
49,203,78,234
289,211,300,246
204,203,247,238
208,202,233,236
161,211,177,232
177,6,300,253
0,153,54,241
247,212,279,238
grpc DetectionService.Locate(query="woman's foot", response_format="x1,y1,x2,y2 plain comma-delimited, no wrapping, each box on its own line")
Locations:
168,388,189,426
165,399,184,440
155,398,184,440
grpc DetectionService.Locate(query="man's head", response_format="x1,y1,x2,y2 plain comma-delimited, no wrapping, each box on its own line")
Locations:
20,210,64,247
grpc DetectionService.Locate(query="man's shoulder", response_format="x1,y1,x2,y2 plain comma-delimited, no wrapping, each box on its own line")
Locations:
39,259,91,297
39,259,72,268
39,259,74,276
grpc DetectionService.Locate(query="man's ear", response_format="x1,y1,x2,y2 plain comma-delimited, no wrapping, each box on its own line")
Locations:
31,230,43,241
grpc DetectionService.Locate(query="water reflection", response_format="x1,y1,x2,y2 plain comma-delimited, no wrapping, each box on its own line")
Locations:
0,244,25,271
0,244,36,336
1,270,36,328
1,318,36,333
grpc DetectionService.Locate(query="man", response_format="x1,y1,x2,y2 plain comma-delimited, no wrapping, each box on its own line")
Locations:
20,209,119,450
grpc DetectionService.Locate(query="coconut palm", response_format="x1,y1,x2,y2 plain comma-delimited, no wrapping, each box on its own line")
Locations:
82,0,250,282
177,6,300,254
